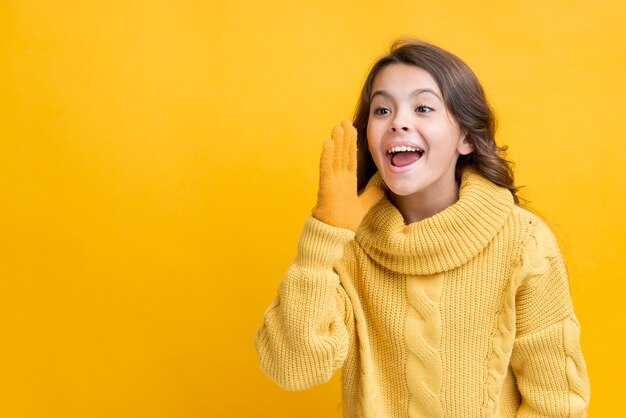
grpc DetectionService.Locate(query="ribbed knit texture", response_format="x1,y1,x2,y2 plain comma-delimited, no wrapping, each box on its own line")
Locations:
255,169,590,417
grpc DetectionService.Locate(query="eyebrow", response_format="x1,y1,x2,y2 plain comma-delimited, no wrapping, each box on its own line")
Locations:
371,88,442,101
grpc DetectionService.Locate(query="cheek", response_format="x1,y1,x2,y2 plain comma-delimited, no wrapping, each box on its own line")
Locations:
367,139,377,160
424,124,461,149
366,125,375,151
366,120,382,144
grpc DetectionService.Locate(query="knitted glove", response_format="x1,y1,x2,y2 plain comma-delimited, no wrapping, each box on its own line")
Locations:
312,120,385,231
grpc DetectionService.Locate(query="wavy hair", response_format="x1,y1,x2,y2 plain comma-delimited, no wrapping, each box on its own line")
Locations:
354,39,520,204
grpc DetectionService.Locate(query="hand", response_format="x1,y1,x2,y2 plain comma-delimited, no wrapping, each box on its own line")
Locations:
312,120,385,231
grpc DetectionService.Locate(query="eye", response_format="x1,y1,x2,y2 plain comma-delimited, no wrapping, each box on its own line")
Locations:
416,105,433,113
373,107,390,116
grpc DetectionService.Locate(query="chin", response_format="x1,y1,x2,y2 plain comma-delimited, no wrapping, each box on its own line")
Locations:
388,185,420,197
380,173,421,196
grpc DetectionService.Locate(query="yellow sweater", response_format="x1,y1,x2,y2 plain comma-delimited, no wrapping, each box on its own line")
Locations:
255,169,590,417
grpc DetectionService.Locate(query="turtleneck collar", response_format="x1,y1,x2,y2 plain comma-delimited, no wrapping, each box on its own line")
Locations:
356,169,515,275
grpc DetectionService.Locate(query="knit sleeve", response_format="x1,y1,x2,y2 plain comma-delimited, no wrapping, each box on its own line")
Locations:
254,216,355,391
510,219,590,417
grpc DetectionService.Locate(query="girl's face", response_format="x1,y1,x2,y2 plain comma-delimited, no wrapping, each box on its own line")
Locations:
367,64,473,198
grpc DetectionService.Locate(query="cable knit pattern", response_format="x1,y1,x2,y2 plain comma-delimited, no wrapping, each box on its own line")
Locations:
482,213,541,416
256,169,590,417
564,315,590,417
405,273,444,417
482,268,517,417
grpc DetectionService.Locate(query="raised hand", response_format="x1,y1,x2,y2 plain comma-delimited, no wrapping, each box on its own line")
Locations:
312,120,385,231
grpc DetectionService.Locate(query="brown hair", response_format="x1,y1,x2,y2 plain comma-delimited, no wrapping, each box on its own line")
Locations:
354,39,520,204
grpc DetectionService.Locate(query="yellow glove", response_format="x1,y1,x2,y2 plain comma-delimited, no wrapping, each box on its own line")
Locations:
312,120,385,231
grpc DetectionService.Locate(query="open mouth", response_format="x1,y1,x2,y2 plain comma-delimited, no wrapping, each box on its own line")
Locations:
386,145,424,167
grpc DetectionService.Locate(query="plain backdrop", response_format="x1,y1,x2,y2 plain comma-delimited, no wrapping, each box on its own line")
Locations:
1,0,625,416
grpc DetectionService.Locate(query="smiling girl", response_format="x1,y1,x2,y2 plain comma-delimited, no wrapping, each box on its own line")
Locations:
255,39,590,417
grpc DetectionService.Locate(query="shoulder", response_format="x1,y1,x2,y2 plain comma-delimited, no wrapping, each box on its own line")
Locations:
490,204,562,271
510,205,562,258
509,206,568,292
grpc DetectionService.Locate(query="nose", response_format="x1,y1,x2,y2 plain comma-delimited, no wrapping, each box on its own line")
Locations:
389,111,412,133
390,124,410,133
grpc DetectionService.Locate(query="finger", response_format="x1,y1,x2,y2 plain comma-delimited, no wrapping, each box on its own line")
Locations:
331,125,343,170
345,121,357,172
341,120,352,169
358,185,385,213
320,139,335,183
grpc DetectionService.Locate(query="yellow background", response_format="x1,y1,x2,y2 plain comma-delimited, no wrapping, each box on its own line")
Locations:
1,1,624,417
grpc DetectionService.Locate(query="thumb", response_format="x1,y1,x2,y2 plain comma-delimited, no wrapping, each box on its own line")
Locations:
358,186,385,214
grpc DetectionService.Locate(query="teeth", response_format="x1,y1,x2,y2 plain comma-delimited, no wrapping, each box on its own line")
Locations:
387,145,423,154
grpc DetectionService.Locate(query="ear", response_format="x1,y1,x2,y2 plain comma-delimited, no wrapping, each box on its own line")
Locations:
457,133,474,156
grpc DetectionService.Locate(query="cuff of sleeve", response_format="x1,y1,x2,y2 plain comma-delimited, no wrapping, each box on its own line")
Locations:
293,216,355,271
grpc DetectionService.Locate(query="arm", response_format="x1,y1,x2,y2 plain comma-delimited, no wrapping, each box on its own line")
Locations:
254,217,355,391
511,220,590,417
255,121,383,391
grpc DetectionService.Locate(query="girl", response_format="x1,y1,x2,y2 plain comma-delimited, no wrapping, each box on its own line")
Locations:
255,39,590,417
